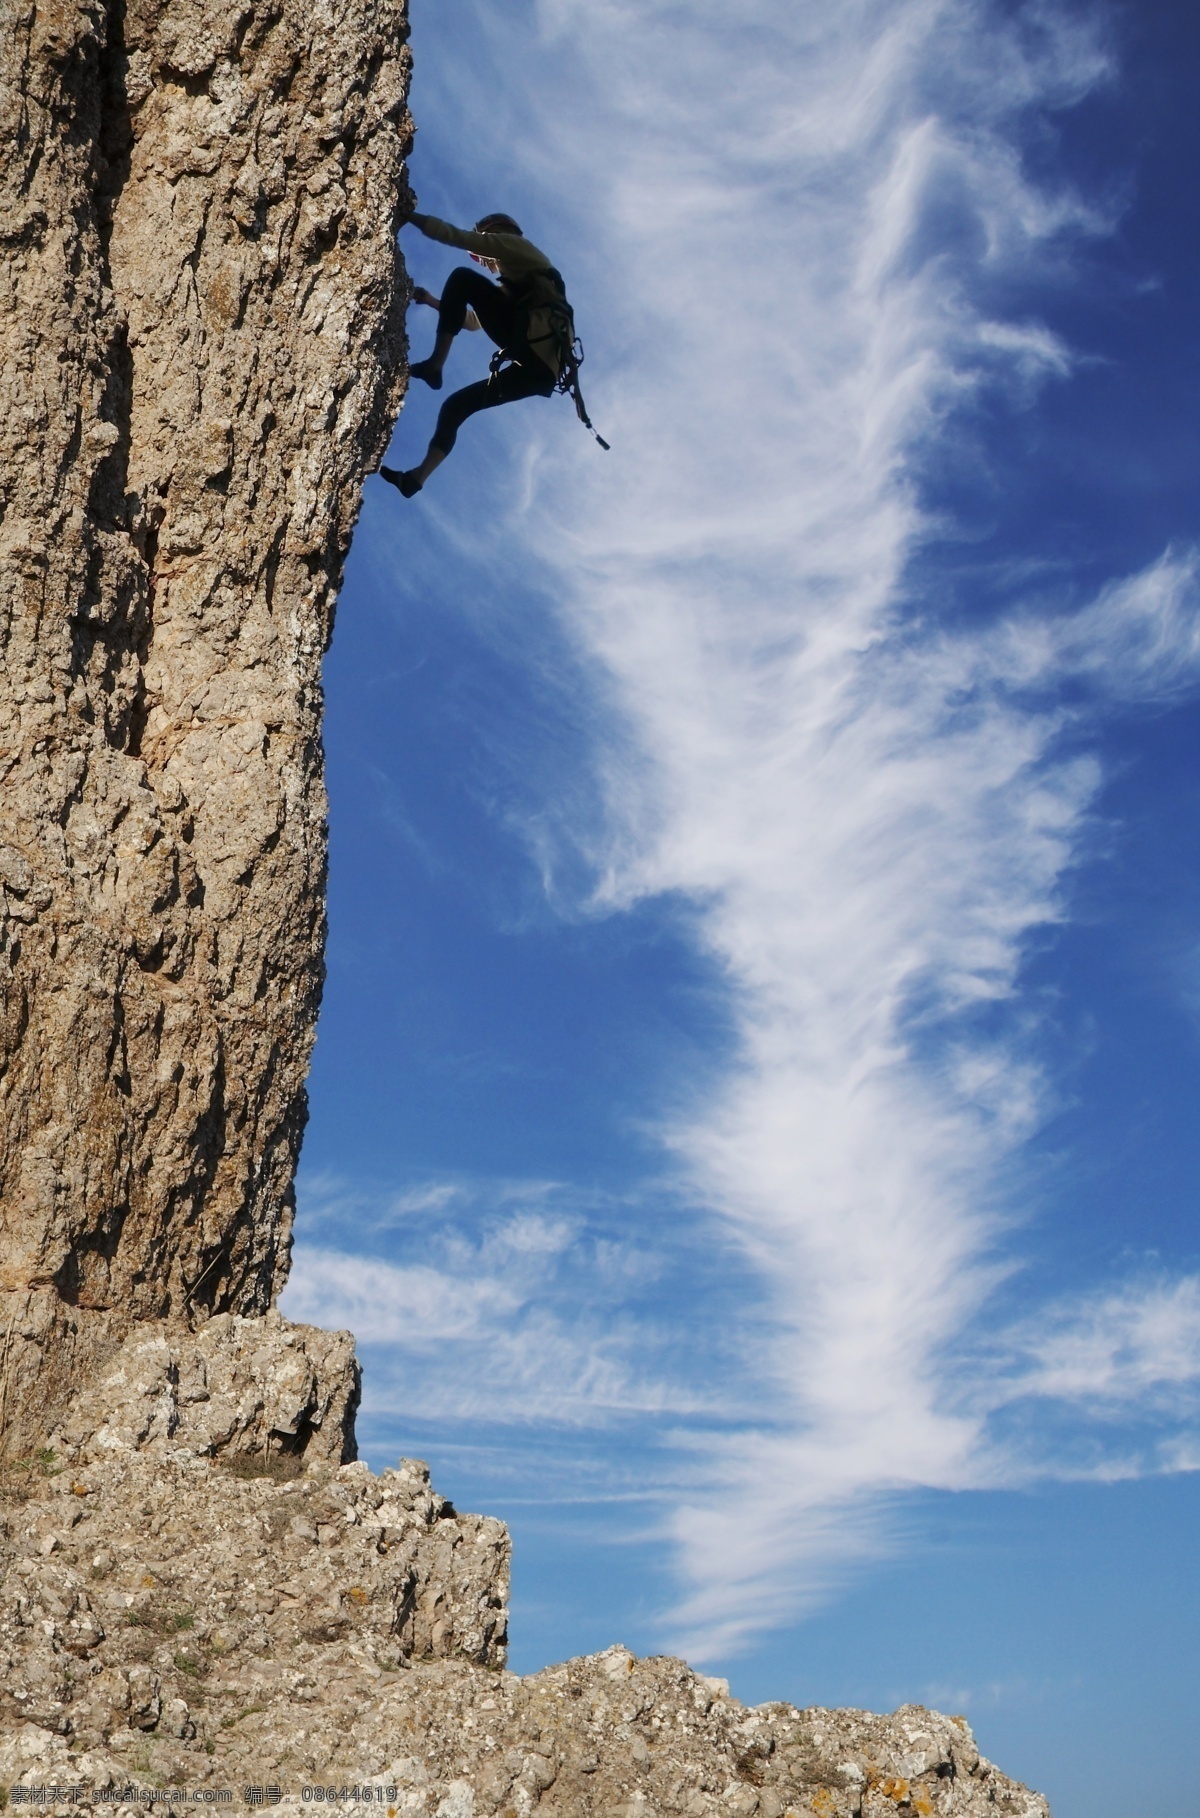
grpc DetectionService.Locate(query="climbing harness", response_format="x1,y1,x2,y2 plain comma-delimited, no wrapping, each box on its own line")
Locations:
507,265,612,451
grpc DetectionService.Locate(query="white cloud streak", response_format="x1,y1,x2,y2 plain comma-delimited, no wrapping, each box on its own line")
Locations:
366,0,1200,1655
283,1177,724,1430
997,1276,1200,1414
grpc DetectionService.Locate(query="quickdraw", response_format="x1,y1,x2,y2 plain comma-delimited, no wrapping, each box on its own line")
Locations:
555,334,610,451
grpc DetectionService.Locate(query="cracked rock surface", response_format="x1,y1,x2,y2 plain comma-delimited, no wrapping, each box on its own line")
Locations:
0,0,412,1449
45,1311,362,1467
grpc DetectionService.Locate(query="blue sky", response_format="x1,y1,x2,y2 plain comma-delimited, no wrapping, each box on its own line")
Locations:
279,2,1200,1812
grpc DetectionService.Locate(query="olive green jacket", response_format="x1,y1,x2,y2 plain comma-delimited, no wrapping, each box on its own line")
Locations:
413,215,566,377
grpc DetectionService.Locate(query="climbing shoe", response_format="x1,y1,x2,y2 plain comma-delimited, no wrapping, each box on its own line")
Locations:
408,359,443,390
380,466,423,498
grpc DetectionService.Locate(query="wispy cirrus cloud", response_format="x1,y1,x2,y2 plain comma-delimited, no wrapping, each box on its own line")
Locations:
996,1276,1200,1417
284,1174,729,1430
510,0,1200,1655
340,0,1200,1657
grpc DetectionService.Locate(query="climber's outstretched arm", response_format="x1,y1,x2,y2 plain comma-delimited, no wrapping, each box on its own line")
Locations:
405,211,551,281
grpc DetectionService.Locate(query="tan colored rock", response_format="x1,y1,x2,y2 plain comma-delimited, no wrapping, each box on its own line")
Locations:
0,0,413,1449
0,1332,1048,1813
46,1309,361,1466
0,1446,1045,1816
0,1446,510,1740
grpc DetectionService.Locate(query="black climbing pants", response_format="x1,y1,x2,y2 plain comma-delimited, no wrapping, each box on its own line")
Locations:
437,265,522,342
430,266,555,456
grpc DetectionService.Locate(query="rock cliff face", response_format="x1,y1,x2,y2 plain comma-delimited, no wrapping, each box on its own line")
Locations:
0,4,1053,1813
0,0,412,1450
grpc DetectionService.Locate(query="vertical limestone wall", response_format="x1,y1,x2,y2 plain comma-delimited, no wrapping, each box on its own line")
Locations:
0,0,412,1450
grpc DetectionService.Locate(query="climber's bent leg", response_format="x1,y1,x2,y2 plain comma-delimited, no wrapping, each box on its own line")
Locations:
411,271,521,389
425,378,501,458
437,268,518,344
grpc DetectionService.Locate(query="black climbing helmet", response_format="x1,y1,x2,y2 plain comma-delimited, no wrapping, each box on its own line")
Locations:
475,212,522,235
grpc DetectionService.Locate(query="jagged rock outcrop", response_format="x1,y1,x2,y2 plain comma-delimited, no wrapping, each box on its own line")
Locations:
0,1286,1050,1816
0,1443,510,1734
0,1436,1045,1817
0,0,412,1449
45,1310,361,1465
0,2,1053,1812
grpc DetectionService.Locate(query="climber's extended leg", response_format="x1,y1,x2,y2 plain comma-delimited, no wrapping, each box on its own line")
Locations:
380,447,447,497
408,268,519,388
429,360,556,458
380,357,554,498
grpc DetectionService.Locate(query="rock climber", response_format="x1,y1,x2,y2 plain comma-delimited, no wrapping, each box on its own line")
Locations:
379,209,579,499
